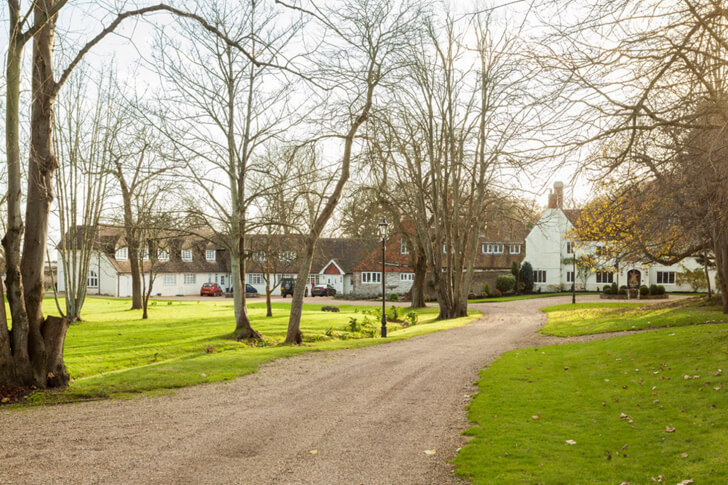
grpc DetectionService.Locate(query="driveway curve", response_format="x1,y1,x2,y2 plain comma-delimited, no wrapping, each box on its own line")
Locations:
0,295,670,484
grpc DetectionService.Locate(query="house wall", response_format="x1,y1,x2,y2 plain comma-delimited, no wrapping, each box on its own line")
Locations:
526,209,719,293
351,271,413,297
525,208,571,292
57,252,117,297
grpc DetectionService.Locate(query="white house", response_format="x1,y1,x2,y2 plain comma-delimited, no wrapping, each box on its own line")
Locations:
525,182,717,293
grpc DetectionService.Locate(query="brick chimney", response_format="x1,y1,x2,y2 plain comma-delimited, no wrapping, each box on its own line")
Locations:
547,181,564,209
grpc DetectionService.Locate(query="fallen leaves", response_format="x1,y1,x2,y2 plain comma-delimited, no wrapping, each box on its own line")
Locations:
665,426,676,433
676,480,694,485
424,449,436,455
565,440,576,445
531,415,540,420
309,450,318,455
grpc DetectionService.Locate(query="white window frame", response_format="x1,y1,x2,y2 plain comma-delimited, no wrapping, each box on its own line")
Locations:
656,271,676,285
308,274,319,285
482,243,504,255
181,249,193,262
509,244,521,255
139,248,149,261
534,270,547,283
595,245,606,257
596,271,614,284
400,273,415,282
88,270,99,288
163,274,177,286
183,273,196,285
115,247,128,261
566,271,574,283
400,238,409,255
566,241,574,254
278,251,296,262
157,249,169,261
361,272,382,284
250,273,263,285
206,249,216,262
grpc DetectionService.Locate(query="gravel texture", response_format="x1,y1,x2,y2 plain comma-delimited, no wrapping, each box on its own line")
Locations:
0,295,671,484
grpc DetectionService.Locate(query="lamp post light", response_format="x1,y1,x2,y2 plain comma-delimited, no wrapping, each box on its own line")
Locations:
572,253,577,305
378,218,389,338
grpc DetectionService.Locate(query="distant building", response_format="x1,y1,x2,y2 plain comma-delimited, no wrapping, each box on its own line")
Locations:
525,182,717,292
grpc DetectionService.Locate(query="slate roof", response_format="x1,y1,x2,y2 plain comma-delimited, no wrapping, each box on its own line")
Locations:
562,209,583,226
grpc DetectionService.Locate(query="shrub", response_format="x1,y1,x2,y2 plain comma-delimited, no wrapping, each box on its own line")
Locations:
492,288,503,298
496,274,516,294
388,293,399,302
406,311,419,327
484,283,491,296
348,317,361,332
321,306,340,312
519,262,534,292
649,284,659,295
603,285,612,295
387,305,403,322
619,286,627,295
639,285,649,296
611,282,618,294
656,285,666,295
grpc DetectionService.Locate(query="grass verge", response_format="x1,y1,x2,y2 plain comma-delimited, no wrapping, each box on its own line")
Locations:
469,292,599,303
540,298,728,337
455,323,728,484
7,298,478,405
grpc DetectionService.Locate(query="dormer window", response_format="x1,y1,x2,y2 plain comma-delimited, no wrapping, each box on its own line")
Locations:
400,238,409,255
181,249,193,262
115,247,128,260
206,249,216,262
158,249,169,261
139,248,149,261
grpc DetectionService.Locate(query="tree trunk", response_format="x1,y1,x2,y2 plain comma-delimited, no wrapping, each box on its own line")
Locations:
0,272,16,385
410,246,427,308
285,241,314,344
265,282,272,317
714,235,728,314
41,315,70,387
703,253,712,299
234,234,261,340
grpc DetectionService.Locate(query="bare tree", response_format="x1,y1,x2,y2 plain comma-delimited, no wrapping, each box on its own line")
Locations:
52,67,114,321
368,11,536,318
150,1,304,339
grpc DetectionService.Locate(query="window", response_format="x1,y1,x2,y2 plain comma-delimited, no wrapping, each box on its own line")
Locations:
163,274,177,286
206,249,216,262
254,251,267,262
220,275,225,287
566,271,574,283
482,243,504,255
534,270,547,283
509,244,521,255
250,273,263,285
401,239,409,255
181,249,193,262
596,245,607,257
88,270,98,288
361,272,382,284
596,271,614,284
157,249,169,261
657,271,676,284
308,274,319,285
115,247,128,260
279,251,296,262
183,273,196,285
443,243,448,254
139,248,149,261
566,241,574,254
400,273,415,281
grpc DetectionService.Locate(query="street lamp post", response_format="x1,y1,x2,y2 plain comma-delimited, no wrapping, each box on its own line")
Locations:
378,218,388,338
572,253,576,305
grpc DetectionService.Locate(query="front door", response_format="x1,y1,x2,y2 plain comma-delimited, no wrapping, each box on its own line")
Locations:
627,269,641,288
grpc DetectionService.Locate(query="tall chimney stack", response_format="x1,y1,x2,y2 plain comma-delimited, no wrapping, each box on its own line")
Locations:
554,181,564,209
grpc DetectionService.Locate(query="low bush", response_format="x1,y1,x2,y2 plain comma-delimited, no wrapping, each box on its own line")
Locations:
639,285,649,296
603,285,612,295
406,311,419,327
496,274,516,294
619,287,628,295
649,284,659,295
387,305,403,322
321,306,340,312
492,288,503,298
656,285,666,295
388,293,399,302
484,283,491,296
611,282,618,294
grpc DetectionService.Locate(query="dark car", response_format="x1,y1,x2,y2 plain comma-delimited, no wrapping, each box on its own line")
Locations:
311,284,336,297
200,282,223,297
280,278,309,297
246,283,258,295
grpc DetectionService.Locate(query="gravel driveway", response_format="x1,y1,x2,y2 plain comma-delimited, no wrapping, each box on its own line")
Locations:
0,295,673,484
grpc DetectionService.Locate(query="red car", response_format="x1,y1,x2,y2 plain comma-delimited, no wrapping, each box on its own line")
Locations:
200,282,223,297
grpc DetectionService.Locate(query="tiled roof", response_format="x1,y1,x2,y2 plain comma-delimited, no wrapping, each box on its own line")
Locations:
562,209,582,226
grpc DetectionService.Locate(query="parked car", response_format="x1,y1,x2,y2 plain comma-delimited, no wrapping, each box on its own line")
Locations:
246,283,258,295
200,282,223,297
280,278,309,297
311,284,336,297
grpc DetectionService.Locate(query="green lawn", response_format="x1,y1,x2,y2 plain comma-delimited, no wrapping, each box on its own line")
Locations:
455,323,728,484
16,298,478,403
469,292,598,303
540,298,728,337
